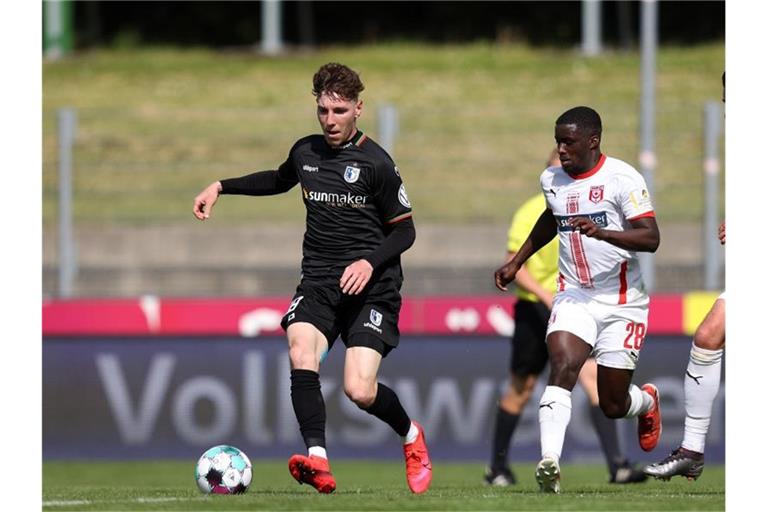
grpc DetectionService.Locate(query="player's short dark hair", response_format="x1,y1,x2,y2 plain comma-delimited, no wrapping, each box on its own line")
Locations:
556,106,602,136
312,63,365,101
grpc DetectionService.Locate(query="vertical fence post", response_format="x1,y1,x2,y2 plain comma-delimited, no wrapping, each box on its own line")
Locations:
43,0,74,60
638,0,657,292
377,104,399,156
261,0,284,55
581,0,602,56
703,101,723,290
58,108,77,297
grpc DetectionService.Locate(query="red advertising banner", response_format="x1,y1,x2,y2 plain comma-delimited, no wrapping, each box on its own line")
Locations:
43,295,686,336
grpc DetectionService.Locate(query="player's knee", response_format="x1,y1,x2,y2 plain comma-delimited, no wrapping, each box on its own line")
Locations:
598,397,627,419
547,356,581,388
344,382,376,409
693,323,724,351
288,341,318,370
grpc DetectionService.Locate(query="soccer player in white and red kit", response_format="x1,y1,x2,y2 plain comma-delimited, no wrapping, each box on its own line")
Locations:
494,106,662,493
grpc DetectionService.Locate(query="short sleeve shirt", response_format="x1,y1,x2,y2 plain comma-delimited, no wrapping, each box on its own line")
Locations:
540,154,655,304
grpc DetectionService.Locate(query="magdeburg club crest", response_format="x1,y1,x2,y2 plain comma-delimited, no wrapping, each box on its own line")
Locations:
344,166,361,183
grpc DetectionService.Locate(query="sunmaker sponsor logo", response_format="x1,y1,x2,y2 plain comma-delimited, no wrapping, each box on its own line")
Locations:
554,211,608,231
303,187,368,207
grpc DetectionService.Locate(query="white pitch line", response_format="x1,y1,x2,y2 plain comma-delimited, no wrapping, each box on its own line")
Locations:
43,500,91,507
44,496,205,508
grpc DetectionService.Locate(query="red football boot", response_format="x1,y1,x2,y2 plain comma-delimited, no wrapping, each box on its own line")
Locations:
638,383,662,452
288,454,336,494
403,422,432,494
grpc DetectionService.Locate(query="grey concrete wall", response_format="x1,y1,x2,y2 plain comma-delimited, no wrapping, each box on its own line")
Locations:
42,221,719,297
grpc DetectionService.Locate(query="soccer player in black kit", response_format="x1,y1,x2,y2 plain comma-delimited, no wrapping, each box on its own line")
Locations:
193,63,432,494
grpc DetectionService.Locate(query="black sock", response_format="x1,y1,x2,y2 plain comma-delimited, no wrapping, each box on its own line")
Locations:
589,405,624,474
363,383,411,437
290,369,326,449
490,407,520,471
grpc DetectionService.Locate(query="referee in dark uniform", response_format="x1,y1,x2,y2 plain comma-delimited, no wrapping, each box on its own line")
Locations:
193,63,432,495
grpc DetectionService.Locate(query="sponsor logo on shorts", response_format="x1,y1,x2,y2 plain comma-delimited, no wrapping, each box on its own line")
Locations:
554,211,608,231
398,184,411,208
363,322,383,334
344,166,361,183
363,308,384,333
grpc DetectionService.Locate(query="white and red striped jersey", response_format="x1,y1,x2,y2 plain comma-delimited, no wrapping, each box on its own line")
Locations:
540,154,655,305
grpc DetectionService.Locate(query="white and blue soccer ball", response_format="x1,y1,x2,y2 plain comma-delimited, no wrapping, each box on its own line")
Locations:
195,445,253,494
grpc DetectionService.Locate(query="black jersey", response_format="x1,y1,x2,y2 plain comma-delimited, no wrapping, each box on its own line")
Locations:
274,131,413,280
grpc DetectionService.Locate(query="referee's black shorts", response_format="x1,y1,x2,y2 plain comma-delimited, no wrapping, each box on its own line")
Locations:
510,298,552,376
280,274,402,358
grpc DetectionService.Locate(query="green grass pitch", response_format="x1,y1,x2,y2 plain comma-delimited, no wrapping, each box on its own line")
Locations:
43,459,724,510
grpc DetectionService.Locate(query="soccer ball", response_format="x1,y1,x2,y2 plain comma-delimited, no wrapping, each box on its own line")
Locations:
195,445,253,494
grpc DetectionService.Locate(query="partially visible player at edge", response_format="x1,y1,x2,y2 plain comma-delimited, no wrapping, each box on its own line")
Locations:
494,106,662,493
192,63,431,494
644,72,726,481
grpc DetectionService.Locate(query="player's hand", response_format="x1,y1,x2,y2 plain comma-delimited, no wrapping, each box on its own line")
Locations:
340,259,374,295
568,217,602,238
193,181,222,220
494,260,521,292
718,222,725,245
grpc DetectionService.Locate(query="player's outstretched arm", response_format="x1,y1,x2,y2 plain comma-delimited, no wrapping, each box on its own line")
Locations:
495,209,557,291
568,215,660,252
193,181,223,220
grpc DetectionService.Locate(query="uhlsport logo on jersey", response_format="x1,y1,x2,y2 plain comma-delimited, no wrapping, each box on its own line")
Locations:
589,185,604,204
344,166,361,183
398,184,411,208
363,308,384,334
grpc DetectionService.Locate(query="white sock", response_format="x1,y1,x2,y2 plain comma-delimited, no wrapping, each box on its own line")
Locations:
682,343,723,453
308,446,327,459
539,386,572,460
403,422,419,445
625,384,654,417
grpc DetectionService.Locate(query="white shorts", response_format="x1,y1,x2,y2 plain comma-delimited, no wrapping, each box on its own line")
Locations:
547,289,649,370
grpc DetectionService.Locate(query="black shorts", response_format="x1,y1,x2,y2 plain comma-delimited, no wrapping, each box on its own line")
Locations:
510,299,551,376
280,274,402,358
